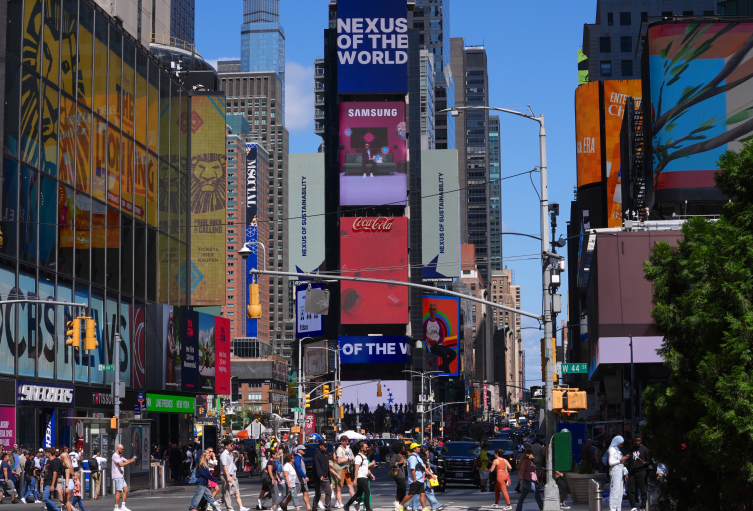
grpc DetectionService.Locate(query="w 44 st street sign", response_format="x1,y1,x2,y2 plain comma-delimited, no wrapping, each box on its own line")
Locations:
560,363,588,374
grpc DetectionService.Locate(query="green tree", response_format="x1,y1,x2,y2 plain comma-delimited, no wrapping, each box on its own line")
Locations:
643,141,753,509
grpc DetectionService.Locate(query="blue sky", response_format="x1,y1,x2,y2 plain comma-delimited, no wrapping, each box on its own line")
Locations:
196,0,597,388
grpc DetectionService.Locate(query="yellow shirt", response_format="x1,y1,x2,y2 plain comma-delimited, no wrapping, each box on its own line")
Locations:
479,450,489,470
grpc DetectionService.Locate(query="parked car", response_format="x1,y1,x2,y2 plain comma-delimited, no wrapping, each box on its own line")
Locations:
436,441,480,491
484,438,521,471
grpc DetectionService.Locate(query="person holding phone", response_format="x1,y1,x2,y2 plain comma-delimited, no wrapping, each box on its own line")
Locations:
627,435,651,511
607,436,629,511
112,443,138,511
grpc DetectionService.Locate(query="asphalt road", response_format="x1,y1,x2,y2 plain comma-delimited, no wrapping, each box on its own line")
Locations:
38,467,564,511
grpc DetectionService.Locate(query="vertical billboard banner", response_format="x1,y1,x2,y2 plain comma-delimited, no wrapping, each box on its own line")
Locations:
189,95,226,306
181,308,200,392
422,296,460,377
197,312,215,392
288,154,325,274
0,407,14,448
131,304,146,388
603,80,642,227
245,144,259,338
340,217,409,325
296,283,324,338
339,102,407,206
163,304,181,391
214,316,231,395
421,150,460,282
575,81,602,188
648,22,753,191
336,0,408,94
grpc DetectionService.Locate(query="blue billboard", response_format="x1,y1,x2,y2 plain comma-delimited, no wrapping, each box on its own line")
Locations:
245,144,258,338
337,0,409,94
296,283,325,338
338,336,411,364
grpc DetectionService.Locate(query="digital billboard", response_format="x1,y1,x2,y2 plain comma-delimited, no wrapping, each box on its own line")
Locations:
245,144,259,338
288,154,325,274
336,0,408,94
421,150,460,282
338,336,411,364
603,80,641,227
339,102,407,206
214,316,231,395
163,305,180,391
341,380,412,410
181,308,200,392
189,94,226,306
340,217,409,325
295,283,324,338
422,296,460,377
648,22,753,194
197,311,215,392
575,81,602,188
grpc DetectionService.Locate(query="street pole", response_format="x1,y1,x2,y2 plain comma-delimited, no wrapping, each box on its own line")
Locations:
114,333,121,447
299,340,303,427
630,335,635,438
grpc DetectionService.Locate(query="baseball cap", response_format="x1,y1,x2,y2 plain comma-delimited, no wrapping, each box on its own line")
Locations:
296,445,306,452
38,449,43,453
409,443,421,450
318,439,327,446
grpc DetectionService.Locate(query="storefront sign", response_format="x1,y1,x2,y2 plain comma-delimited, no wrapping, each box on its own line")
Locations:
16,382,74,406
92,392,114,406
145,393,195,413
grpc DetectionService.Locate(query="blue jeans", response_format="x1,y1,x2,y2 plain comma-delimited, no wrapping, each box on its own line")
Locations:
189,484,217,510
411,482,441,510
71,496,86,511
515,480,542,511
42,485,59,511
23,476,39,500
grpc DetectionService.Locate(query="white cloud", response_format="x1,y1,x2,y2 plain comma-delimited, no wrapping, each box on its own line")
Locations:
205,57,239,71
285,61,315,133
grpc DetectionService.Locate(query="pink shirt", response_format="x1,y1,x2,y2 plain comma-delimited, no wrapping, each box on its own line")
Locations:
522,461,538,482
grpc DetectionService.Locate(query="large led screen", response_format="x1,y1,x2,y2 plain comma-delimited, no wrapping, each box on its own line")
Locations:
575,81,602,188
245,144,259,338
214,316,231,395
340,216,408,325
648,22,753,192
337,0,408,94
339,102,407,206
338,336,411,364
422,296,459,377
341,380,413,411
288,154,325,274
421,150,460,282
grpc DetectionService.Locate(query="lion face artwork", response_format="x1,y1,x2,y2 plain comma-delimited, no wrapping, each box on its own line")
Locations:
190,153,226,215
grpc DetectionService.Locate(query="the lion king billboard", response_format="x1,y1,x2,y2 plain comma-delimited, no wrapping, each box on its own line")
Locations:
189,94,227,306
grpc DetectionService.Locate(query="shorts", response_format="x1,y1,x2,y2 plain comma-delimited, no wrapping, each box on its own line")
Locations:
114,478,128,492
341,468,353,487
67,479,75,492
408,481,425,495
56,479,63,493
480,469,489,481
298,476,309,492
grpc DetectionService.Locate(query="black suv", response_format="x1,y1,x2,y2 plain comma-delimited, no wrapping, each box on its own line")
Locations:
436,441,480,491
484,438,521,471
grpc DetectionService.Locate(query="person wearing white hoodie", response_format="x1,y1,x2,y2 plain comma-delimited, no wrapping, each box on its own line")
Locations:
607,436,629,511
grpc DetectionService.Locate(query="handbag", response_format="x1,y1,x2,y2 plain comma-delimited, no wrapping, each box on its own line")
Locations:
429,477,439,487
244,463,251,473
388,466,400,479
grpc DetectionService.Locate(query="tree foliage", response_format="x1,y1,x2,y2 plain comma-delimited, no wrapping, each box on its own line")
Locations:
643,141,753,509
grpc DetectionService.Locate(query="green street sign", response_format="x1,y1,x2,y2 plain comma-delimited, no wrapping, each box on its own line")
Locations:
561,363,588,374
291,407,303,412
99,364,114,371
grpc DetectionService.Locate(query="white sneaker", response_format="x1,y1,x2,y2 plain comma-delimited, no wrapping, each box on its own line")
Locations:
121,506,132,511
363,174,367,178
241,507,250,511
491,505,498,509
504,507,513,511
318,503,326,510
369,173,374,177
20,498,26,504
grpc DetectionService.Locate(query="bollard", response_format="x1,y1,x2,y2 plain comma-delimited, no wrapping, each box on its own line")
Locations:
590,479,602,511
159,465,166,489
101,468,108,497
151,465,159,489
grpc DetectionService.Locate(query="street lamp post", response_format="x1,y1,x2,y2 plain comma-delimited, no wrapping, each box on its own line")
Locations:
403,370,441,444
438,105,558,510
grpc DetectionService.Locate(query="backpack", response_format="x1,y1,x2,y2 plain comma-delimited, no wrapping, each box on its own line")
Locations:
24,458,34,474
473,455,482,469
89,457,99,473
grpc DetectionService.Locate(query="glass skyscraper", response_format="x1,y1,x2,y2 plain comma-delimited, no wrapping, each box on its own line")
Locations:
241,0,285,123
489,116,501,271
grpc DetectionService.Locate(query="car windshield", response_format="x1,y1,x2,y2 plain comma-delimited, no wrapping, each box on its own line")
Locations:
441,443,478,456
487,440,515,451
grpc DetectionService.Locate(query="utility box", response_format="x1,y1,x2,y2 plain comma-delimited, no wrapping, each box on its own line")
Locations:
553,430,572,472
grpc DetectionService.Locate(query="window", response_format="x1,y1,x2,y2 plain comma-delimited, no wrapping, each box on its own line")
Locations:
662,11,673,18
620,12,631,25
682,11,694,16
607,12,613,25
600,37,611,53
601,61,613,77
703,10,715,16
621,60,633,77
248,392,263,401
621,36,632,52
641,12,648,22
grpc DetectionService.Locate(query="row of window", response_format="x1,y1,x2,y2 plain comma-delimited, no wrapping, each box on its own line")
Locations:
600,60,634,77
600,36,634,53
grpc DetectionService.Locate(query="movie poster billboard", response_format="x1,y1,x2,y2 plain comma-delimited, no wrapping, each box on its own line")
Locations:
339,102,407,206
422,296,460,377
336,0,408,94
288,154,325,274
163,305,181,390
181,308,200,392
340,217,408,325
214,316,231,395
246,144,259,338
575,81,601,188
189,94,226,306
421,149,460,282
197,311,215,392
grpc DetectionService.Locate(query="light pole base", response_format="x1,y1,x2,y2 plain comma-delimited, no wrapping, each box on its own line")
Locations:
542,483,560,510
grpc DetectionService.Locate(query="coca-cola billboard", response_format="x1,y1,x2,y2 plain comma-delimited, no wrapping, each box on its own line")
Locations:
340,216,408,325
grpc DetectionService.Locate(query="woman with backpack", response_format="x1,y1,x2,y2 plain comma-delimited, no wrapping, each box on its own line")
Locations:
189,451,222,511
389,442,407,510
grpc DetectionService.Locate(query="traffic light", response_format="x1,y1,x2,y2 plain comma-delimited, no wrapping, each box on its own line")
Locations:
221,408,226,425
540,338,558,383
466,403,470,412
336,385,342,399
305,394,311,409
247,283,262,319
84,318,98,351
110,416,118,430
339,406,344,419
322,385,330,400
66,318,81,349
552,388,587,412
377,383,382,397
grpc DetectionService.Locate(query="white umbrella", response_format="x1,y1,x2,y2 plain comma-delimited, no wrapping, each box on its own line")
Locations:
337,430,367,440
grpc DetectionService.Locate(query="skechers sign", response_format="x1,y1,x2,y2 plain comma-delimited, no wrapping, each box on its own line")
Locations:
338,336,411,364
17,382,74,406
337,0,408,93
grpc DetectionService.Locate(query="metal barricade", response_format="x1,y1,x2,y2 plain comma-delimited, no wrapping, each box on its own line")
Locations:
589,479,603,511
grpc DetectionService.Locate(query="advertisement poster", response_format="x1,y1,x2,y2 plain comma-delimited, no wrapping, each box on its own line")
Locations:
603,80,641,228
422,296,460,377
338,336,411,364
295,283,324,338
189,95,226,306
288,154,325,274
341,380,412,410
0,407,14,448
181,308,200,392
575,81,601,188
336,0,408,94
339,102,407,206
245,144,259,338
340,217,409,325
163,305,181,390
132,304,146,389
421,150,460,282
305,414,315,438
214,316,231,395
197,312,215,392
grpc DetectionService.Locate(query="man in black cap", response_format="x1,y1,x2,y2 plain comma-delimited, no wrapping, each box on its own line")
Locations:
312,440,331,511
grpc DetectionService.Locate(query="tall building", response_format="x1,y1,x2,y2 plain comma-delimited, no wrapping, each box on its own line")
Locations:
169,0,195,45
241,0,285,123
420,50,436,150
452,39,492,284
490,269,522,406
582,0,716,81
489,115,501,271
460,245,493,382
217,70,291,356
91,0,195,48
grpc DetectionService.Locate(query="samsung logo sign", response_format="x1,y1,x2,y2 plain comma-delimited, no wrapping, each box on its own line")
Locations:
347,108,399,117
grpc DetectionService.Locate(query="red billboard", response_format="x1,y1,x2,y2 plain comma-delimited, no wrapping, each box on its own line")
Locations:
340,216,409,325
214,316,231,395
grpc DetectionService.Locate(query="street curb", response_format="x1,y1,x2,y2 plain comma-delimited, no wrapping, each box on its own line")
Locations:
128,486,189,496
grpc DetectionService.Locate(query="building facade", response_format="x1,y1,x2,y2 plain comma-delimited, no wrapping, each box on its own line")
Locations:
490,269,522,407
420,50,436,150
489,115,501,272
